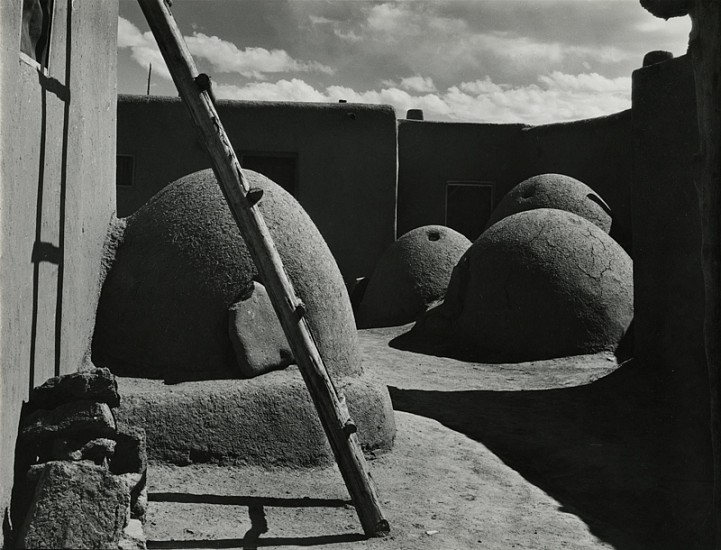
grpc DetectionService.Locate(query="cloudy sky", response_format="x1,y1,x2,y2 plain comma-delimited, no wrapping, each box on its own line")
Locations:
117,0,691,125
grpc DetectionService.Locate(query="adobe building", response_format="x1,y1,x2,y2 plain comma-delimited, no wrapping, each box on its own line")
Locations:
396,109,632,248
116,96,398,283
117,95,634,281
0,0,119,545
113,54,699,381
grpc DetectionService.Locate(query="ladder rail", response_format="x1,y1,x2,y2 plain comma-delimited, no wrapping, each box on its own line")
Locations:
136,0,390,537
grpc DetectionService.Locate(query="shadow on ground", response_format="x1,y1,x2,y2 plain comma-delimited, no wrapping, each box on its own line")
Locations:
146,493,365,550
147,534,366,549
390,358,714,550
389,319,636,365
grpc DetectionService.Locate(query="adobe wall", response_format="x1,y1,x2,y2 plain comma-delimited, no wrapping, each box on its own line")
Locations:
503,110,634,248
631,53,713,535
632,55,704,369
116,96,398,282
396,120,524,237
0,1,118,544
397,111,634,250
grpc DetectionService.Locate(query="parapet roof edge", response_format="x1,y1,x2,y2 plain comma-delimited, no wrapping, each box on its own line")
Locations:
117,94,631,128
521,108,632,132
397,118,528,129
116,93,396,115
396,108,631,129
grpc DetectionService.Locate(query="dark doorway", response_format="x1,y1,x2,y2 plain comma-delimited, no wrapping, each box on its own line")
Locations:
445,181,495,241
241,153,297,196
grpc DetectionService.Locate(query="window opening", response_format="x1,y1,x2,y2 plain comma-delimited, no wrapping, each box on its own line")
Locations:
21,0,53,67
116,155,135,187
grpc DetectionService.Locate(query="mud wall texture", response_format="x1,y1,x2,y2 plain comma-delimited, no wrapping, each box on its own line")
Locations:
116,96,398,283
633,53,713,538
397,110,633,249
0,2,118,545
632,55,703,369
396,121,524,238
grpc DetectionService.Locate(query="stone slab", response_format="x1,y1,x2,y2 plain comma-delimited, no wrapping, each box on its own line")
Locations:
228,281,293,378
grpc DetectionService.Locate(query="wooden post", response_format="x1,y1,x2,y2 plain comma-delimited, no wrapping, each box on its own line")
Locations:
136,0,389,537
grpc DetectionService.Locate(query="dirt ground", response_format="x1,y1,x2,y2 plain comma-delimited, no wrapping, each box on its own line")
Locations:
144,325,714,550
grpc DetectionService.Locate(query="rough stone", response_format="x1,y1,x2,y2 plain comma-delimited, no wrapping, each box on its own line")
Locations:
93,169,362,382
117,472,147,521
17,461,130,550
133,488,148,522
228,281,294,378
81,438,117,464
110,424,147,475
28,368,119,412
51,437,84,462
443,208,634,361
53,437,116,464
358,225,471,328
20,401,116,449
486,173,613,234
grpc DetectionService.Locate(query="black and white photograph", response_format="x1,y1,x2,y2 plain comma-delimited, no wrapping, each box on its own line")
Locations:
0,0,719,548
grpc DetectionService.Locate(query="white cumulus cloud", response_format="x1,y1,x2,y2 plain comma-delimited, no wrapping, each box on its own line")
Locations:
399,75,437,93
118,17,172,80
214,79,328,103
538,71,630,93
117,17,333,81
459,77,505,95
211,71,631,125
184,33,333,79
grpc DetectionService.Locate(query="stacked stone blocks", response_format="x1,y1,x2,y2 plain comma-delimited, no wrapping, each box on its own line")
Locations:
12,368,147,549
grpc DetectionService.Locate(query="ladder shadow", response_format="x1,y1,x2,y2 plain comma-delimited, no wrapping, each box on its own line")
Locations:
147,533,367,549
148,493,351,508
147,493,365,550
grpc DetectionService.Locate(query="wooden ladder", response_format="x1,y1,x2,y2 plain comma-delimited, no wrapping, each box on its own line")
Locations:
136,0,390,538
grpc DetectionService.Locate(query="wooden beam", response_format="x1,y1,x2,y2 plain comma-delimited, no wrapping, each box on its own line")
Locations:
136,0,390,537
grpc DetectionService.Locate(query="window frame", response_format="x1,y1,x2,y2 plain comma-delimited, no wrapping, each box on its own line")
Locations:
116,154,136,188
19,0,55,72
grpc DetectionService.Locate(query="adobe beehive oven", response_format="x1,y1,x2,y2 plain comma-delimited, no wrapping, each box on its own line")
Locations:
92,169,394,466
445,208,633,361
486,173,613,233
93,169,360,380
357,225,471,328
